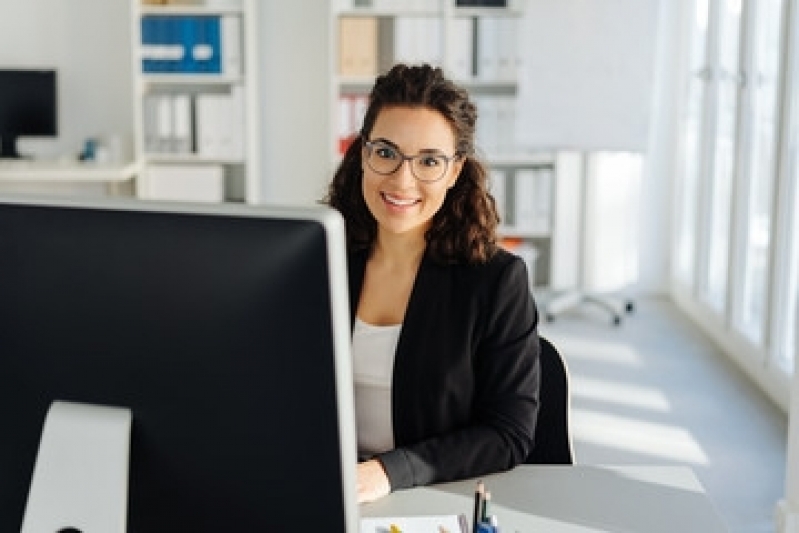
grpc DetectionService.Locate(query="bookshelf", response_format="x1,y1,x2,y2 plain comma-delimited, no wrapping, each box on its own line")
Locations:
130,0,260,203
333,0,560,287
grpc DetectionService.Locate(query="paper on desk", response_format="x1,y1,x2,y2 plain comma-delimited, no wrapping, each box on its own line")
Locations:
361,514,467,533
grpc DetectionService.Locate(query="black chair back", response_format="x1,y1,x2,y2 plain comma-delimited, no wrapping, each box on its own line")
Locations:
526,336,573,464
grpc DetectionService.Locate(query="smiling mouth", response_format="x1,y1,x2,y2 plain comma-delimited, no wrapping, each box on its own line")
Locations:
382,192,420,207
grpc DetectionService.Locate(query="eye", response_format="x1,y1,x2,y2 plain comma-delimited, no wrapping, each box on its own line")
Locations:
420,155,444,168
374,144,398,160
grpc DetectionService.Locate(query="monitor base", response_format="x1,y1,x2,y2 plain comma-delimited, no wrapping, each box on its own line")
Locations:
0,136,21,159
21,401,131,533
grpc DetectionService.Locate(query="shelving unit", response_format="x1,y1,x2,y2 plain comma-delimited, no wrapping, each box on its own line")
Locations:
333,0,559,287
130,0,259,203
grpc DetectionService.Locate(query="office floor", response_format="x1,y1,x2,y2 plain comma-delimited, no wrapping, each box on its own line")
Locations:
537,295,788,533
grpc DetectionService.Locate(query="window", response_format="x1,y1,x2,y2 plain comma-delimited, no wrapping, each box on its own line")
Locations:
735,0,785,343
672,0,796,399
675,0,711,287
701,0,742,312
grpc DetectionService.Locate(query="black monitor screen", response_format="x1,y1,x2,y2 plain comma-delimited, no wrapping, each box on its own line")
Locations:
0,196,358,532
0,69,57,158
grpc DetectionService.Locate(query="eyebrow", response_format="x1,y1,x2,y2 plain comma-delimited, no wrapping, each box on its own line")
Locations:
371,137,448,155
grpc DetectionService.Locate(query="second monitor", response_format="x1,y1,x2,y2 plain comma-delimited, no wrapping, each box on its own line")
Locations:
0,69,57,159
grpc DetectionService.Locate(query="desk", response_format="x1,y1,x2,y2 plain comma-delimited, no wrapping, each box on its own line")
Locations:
0,160,139,183
361,465,728,532
0,160,140,196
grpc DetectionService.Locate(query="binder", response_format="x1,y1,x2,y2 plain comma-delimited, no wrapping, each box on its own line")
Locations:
178,16,196,73
204,16,222,73
496,18,518,81
338,95,354,154
339,17,378,76
489,169,507,223
450,17,474,81
141,15,226,74
393,17,417,65
195,88,245,160
514,169,551,233
394,17,443,67
142,94,161,153
338,94,368,154
495,95,516,154
156,94,174,153
473,95,499,157
141,16,186,73
195,93,221,156
226,85,246,159
140,18,156,72
476,17,499,80
172,93,193,154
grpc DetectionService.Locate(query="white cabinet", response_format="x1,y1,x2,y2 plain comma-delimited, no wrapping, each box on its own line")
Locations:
130,0,259,203
333,0,558,287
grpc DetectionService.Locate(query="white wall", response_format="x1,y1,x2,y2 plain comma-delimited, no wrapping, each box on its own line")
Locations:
636,0,690,294
256,1,333,207
516,0,675,295
0,0,133,161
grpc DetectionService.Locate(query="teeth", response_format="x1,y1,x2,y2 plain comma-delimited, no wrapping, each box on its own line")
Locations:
383,193,417,206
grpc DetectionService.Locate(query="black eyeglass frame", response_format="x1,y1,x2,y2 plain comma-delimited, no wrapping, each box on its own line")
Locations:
362,138,462,183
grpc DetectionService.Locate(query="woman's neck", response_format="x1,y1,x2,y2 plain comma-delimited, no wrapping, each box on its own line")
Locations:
371,231,426,269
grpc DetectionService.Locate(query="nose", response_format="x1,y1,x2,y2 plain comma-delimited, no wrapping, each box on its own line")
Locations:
390,157,417,187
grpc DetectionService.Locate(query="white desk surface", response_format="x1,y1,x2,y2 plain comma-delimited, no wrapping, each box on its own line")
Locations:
0,160,139,182
360,465,729,533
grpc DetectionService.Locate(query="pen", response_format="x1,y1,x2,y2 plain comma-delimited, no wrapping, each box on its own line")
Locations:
481,490,491,523
472,480,485,533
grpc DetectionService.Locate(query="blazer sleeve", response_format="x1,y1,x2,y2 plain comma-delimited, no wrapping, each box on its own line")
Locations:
375,253,541,490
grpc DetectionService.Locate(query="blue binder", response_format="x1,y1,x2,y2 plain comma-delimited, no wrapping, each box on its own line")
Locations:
140,15,222,74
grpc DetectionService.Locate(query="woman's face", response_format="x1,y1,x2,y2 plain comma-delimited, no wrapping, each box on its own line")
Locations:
361,106,462,241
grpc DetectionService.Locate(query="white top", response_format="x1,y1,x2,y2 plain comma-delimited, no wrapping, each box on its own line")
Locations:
352,318,401,457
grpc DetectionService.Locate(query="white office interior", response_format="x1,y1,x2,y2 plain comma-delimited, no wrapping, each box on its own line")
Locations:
1,0,798,531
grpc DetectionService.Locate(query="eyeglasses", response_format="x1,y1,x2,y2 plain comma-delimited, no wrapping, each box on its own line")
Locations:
363,139,460,183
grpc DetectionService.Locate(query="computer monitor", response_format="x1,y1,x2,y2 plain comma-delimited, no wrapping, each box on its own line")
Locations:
0,69,57,158
0,196,359,532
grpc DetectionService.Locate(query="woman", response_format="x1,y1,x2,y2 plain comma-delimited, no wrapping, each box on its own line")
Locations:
324,64,540,503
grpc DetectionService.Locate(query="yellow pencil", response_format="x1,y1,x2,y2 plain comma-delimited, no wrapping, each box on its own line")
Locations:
389,524,402,533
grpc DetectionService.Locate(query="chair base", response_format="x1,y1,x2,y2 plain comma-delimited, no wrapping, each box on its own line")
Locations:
544,289,634,326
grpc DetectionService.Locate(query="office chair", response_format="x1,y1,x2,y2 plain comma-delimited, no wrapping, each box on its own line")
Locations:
545,290,634,326
526,336,573,464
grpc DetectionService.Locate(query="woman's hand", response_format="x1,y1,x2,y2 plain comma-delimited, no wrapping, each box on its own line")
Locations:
357,459,391,503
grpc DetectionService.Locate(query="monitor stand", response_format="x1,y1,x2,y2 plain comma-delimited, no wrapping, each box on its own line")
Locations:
21,401,131,533
0,136,21,159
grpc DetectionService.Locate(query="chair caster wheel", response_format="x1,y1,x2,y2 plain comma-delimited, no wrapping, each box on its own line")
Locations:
625,301,635,313
612,316,622,326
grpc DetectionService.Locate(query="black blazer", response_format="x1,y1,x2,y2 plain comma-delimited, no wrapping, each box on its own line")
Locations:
348,247,541,490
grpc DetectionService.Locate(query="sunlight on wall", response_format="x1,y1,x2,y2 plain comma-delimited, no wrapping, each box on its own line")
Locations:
572,409,710,465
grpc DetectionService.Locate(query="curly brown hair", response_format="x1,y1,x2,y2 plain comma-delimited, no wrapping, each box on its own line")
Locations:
323,63,499,264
